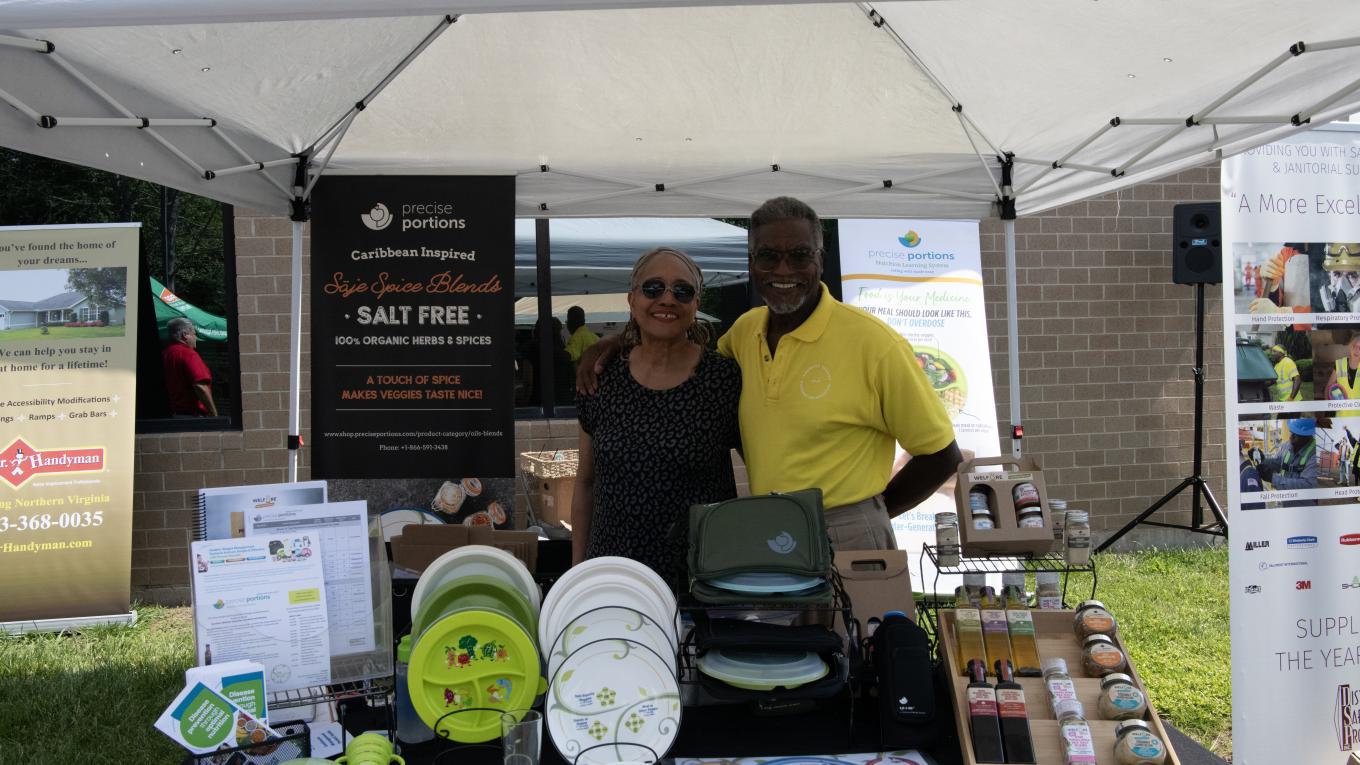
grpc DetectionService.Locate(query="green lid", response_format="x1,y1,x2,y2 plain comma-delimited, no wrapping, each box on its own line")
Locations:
398,634,412,663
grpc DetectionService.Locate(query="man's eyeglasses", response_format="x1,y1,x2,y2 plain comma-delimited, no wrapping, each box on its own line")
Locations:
752,247,821,269
638,278,697,304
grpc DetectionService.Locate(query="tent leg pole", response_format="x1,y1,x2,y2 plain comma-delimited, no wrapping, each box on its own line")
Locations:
287,220,303,482
1005,218,1021,458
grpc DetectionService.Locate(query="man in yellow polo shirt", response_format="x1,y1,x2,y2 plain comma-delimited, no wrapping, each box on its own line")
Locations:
564,306,599,363
717,197,960,549
580,197,961,550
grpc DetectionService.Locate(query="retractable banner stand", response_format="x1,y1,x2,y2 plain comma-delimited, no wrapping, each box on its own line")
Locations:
1222,125,1360,764
839,220,1000,592
0,224,139,627
311,177,516,479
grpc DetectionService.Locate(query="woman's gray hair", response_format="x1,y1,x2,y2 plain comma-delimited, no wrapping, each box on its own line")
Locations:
622,246,712,348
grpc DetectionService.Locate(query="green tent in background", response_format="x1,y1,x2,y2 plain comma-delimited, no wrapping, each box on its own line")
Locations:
150,277,228,342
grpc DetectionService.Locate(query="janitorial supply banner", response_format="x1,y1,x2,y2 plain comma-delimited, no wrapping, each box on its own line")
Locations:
0,224,139,623
1222,125,1360,764
311,176,515,479
839,220,1000,590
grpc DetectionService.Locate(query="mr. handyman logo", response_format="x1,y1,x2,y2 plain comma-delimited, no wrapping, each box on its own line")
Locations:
898,230,922,248
361,203,394,231
0,437,105,489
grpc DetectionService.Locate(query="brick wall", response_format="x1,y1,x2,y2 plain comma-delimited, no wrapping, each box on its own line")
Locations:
130,166,1226,604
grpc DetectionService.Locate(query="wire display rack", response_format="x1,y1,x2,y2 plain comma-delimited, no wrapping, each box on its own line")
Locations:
916,543,1097,653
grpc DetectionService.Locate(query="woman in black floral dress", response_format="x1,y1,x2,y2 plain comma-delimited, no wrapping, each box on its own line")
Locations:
572,247,741,582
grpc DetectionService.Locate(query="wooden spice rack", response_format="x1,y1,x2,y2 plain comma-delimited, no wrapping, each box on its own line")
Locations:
938,609,1182,765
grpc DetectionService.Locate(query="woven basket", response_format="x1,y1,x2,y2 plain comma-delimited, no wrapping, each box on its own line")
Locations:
520,449,579,480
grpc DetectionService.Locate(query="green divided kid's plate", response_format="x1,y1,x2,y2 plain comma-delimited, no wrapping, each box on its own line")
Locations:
408,609,541,742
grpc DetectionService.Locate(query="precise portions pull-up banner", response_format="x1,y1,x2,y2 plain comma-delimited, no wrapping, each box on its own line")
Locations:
0,224,139,623
1221,125,1360,764
311,176,515,479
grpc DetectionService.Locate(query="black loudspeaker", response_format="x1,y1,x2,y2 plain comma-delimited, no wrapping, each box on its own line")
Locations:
1172,202,1222,285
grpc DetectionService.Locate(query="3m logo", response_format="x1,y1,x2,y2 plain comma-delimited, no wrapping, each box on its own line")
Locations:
1245,540,1270,551
1342,534,1360,546
1297,580,1312,590
361,203,393,231
0,438,105,489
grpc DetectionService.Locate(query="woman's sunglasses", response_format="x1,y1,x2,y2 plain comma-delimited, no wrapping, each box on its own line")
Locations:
638,278,697,304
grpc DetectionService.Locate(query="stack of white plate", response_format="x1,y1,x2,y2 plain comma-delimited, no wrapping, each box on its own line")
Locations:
542,557,682,765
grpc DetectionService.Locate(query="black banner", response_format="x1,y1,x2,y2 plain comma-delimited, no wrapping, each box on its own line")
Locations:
311,176,515,478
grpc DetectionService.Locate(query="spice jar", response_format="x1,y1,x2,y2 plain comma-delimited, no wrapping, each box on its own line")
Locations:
1065,510,1091,565
1055,699,1096,765
1012,482,1041,510
968,488,995,530
1098,673,1147,721
1017,507,1045,528
1082,634,1128,677
1035,572,1062,609
935,512,961,567
1073,600,1118,639
1049,498,1068,549
1113,719,1167,764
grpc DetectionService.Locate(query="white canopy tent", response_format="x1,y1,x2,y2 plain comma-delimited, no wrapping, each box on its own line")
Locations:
3,0,1359,477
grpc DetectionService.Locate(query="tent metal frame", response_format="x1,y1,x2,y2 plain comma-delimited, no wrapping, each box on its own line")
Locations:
4,7,1360,482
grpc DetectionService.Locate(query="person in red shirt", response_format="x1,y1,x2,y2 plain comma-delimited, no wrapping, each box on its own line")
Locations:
162,317,217,416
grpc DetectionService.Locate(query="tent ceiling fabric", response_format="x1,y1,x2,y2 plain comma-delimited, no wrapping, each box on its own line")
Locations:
2,0,1358,218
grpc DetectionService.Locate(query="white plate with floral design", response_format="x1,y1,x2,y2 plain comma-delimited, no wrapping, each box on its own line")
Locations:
539,557,677,649
546,638,680,765
547,605,677,680
541,572,674,660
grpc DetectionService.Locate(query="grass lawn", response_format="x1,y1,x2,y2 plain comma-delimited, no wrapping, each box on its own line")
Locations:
0,549,1231,764
0,606,194,765
1074,546,1232,759
0,325,127,341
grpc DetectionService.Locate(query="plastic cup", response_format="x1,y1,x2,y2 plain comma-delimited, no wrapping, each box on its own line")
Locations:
501,709,542,765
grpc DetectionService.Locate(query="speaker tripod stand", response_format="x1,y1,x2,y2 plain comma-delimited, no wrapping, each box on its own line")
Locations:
1097,281,1228,553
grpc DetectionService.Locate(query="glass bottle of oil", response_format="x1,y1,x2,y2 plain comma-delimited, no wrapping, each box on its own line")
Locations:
954,583,987,676
1005,586,1044,678
979,586,1013,676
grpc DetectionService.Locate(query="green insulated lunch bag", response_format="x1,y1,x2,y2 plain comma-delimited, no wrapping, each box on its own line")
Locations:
688,488,832,580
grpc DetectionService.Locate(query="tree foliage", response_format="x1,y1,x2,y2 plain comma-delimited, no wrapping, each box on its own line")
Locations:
67,267,128,307
0,148,227,314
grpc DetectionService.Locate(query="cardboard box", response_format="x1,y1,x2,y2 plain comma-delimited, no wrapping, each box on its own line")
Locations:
389,525,537,574
534,476,576,526
954,455,1054,556
834,550,915,641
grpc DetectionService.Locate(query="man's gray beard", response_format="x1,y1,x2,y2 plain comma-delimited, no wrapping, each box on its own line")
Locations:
765,293,813,315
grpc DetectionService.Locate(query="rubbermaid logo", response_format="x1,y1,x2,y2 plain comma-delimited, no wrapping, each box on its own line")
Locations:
1342,534,1360,546
767,532,797,554
361,203,393,231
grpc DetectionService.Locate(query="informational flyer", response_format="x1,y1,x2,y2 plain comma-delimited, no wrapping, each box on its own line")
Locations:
1221,124,1360,764
0,223,139,624
245,500,375,655
309,176,516,479
191,536,331,692
196,479,327,541
839,219,1000,594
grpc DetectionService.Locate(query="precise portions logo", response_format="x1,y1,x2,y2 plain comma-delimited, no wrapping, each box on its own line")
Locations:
0,437,105,489
767,532,797,555
898,230,922,248
1336,683,1360,750
361,203,393,231
1245,540,1270,551
1342,534,1360,546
